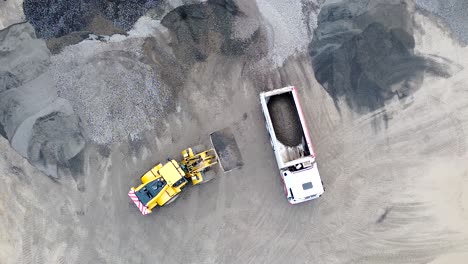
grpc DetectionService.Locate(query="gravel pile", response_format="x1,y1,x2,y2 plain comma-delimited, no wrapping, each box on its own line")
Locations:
161,0,255,63
0,0,25,30
0,23,86,178
50,38,171,144
415,0,468,44
256,0,319,66
309,0,450,111
23,0,160,38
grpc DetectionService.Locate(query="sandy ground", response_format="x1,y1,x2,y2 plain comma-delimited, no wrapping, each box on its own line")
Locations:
1,0,468,263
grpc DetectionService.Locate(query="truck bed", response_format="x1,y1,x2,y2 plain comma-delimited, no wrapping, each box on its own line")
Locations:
260,86,313,168
260,86,323,204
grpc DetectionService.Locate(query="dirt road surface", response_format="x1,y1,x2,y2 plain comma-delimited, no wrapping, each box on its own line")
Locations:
1,1,468,263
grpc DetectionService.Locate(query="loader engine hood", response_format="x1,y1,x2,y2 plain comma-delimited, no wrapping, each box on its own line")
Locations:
282,164,324,204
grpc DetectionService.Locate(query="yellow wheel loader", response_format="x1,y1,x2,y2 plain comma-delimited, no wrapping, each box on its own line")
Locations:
128,147,218,215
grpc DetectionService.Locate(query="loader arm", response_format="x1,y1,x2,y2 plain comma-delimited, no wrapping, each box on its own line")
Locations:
181,148,218,184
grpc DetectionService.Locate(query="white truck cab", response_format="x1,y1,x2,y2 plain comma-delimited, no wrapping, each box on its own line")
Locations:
260,86,324,204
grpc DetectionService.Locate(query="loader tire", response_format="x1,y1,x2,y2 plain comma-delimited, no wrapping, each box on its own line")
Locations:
200,168,217,184
165,194,180,206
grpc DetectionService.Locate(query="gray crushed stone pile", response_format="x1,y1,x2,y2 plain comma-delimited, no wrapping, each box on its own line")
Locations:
50,38,172,144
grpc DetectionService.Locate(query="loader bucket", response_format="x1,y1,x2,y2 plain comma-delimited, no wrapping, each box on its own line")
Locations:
210,127,243,172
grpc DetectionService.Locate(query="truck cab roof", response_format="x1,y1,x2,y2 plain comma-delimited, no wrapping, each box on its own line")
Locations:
282,163,324,204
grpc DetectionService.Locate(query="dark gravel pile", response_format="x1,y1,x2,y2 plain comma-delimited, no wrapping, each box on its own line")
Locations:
23,0,160,39
309,0,450,112
28,111,85,173
161,0,258,63
267,94,303,147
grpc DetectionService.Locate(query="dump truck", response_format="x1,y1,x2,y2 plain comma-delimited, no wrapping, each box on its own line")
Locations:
128,147,218,215
260,86,324,204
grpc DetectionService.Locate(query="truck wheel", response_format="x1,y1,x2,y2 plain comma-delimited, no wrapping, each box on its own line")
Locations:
165,194,180,206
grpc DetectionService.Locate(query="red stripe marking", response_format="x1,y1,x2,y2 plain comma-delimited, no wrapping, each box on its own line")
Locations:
128,189,150,215
291,86,315,157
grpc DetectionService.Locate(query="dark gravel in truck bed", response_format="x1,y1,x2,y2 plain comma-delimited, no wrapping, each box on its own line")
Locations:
267,93,303,147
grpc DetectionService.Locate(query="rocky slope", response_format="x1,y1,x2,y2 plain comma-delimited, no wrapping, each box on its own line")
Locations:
0,23,85,178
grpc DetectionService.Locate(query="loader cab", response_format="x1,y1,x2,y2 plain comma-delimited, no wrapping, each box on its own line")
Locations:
135,179,166,205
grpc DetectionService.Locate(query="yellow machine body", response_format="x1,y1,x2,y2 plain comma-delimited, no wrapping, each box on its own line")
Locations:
133,160,188,212
130,147,218,214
